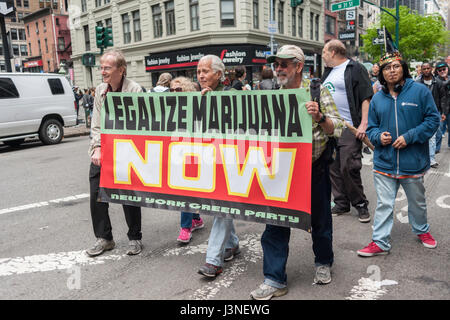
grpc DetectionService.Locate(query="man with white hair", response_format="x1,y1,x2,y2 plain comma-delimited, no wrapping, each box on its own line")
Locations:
196,55,241,278
250,45,344,300
86,49,144,257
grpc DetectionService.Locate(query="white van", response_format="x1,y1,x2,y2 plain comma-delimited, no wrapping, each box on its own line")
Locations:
0,73,77,146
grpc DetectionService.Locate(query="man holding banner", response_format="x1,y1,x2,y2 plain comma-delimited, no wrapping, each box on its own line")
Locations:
196,55,241,278
86,49,144,257
250,45,344,300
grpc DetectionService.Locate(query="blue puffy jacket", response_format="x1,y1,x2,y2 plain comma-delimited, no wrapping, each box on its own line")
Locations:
367,78,440,175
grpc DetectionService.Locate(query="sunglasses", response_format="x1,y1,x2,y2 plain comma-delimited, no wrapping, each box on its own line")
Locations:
272,61,295,69
170,87,182,92
437,68,447,72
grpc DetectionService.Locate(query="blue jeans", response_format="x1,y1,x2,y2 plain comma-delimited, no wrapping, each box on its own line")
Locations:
205,217,239,267
372,173,429,251
261,156,333,289
436,116,450,150
429,131,438,164
180,211,200,229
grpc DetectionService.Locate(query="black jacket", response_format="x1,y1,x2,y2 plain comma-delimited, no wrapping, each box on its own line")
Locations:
416,75,448,115
321,60,373,128
437,76,450,115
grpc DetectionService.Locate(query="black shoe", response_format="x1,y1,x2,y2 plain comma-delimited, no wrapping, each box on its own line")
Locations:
198,263,223,278
224,246,241,262
331,206,350,217
356,204,370,223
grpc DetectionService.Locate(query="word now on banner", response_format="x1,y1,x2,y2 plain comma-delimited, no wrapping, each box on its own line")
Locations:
98,90,313,231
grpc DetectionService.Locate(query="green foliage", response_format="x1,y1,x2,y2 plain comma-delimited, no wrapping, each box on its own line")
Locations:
361,6,450,63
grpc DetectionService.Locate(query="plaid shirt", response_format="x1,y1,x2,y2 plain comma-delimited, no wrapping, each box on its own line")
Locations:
299,78,344,162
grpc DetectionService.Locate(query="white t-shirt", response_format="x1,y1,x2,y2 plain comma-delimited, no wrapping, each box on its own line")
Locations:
323,59,353,125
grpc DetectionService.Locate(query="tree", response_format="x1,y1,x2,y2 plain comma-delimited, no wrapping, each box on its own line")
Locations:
361,6,450,63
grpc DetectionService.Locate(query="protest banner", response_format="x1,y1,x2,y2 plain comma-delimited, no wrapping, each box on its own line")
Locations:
98,89,313,231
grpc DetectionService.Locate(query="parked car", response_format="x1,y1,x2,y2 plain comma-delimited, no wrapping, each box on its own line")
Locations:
0,73,77,146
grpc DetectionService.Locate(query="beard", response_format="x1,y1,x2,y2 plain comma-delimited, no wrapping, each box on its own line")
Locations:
276,72,289,86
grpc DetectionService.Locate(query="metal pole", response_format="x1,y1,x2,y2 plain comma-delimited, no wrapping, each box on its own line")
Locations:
0,15,12,72
270,0,274,55
395,0,399,49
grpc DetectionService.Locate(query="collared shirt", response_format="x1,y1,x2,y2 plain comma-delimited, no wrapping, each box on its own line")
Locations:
298,78,344,162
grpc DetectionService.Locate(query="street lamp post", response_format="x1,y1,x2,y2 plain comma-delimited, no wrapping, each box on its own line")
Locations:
363,0,400,49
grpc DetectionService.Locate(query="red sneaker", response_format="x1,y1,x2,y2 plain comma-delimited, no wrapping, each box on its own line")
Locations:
177,228,192,243
191,218,204,231
418,232,437,248
357,241,389,257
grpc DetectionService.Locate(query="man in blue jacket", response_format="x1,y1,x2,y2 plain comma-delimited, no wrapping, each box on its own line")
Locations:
357,52,440,257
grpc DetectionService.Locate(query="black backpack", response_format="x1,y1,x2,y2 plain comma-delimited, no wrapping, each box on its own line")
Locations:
310,78,336,164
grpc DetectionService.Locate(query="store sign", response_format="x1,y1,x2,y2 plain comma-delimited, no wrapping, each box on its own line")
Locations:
24,60,43,68
145,44,268,72
338,31,356,40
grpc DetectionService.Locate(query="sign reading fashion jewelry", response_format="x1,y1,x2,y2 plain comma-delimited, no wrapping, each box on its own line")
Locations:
98,90,313,231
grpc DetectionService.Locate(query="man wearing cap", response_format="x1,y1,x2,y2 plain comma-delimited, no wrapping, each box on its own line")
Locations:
250,45,344,300
434,61,450,151
321,40,374,223
416,62,447,166
357,52,440,257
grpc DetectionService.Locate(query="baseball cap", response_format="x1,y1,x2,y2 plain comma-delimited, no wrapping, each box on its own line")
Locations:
435,61,448,69
267,45,305,64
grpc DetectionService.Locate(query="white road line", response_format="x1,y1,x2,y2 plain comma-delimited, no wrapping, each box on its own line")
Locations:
0,250,126,277
163,233,263,300
346,278,398,300
0,193,89,216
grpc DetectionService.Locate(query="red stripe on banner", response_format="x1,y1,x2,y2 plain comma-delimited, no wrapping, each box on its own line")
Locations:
146,61,199,71
100,134,312,214
252,58,267,64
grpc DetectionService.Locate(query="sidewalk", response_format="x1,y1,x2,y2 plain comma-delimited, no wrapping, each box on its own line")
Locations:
64,123,90,138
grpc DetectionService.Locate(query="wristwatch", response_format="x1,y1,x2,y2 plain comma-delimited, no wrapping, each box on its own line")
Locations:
317,113,327,124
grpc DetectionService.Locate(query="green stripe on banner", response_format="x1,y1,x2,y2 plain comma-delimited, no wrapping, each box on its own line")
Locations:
101,89,312,143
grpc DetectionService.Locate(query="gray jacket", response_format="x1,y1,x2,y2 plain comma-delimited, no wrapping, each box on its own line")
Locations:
88,77,143,156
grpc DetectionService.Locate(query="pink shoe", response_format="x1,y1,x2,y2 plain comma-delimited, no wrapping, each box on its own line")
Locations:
191,218,204,231
177,228,192,243
418,232,437,248
357,241,389,257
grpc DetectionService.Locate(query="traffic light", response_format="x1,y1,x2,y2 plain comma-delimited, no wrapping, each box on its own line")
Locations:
95,26,105,48
104,27,113,48
290,0,303,7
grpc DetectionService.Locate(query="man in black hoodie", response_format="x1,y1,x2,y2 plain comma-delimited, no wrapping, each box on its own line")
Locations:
434,61,450,151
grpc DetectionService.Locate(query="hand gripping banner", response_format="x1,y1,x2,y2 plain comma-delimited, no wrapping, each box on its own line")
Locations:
98,89,313,231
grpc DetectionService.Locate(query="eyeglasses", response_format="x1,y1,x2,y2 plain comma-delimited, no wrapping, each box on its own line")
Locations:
383,64,402,72
437,68,447,73
272,61,295,69
170,87,182,92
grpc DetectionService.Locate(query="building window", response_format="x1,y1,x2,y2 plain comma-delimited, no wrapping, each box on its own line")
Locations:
325,0,331,10
133,10,141,42
18,29,26,40
17,12,23,22
23,0,29,8
325,15,336,35
122,13,131,44
278,1,284,34
44,38,48,53
16,0,22,6
105,18,112,29
20,44,28,56
55,18,59,26
58,37,65,51
35,22,39,34
95,0,101,7
190,0,199,31
10,28,18,40
310,13,313,40
253,0,259,29
81,0,87,12
38,39,42,55
358,14,363,27
28,42,32,56
165,1,176,36
43,19,46,33
292,6,296,37
27,25,29,37
12,44,19,56
152,5,163,38
220,0,235,27
83,25,90,51
104,0,110,4
298,8,303,38
315,15,319,41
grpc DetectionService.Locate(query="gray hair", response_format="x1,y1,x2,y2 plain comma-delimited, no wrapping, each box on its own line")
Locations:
199,55,225,82
101,48,127,76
